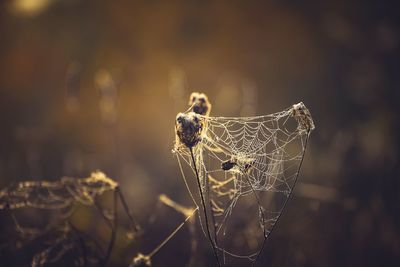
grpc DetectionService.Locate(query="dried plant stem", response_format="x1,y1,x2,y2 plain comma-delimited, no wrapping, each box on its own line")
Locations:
147,207,198,258
103,189,118,267
131,206,198,267
242,173,266,267
205,172,219,247
187,216,198,267
253,132,310,266
94,200,113,229
116,187,140,232
190,147,221,267
68,221,88,267
67,220,106,257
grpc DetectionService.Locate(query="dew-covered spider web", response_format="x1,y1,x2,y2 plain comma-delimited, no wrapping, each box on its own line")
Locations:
0,171,140,267
173,102,315,264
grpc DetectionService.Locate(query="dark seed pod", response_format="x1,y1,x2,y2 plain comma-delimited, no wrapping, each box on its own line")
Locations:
188,92,212,116
291,102,315,133
175,112,203,148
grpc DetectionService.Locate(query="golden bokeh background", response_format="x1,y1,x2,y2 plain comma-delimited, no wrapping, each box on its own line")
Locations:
0,1,399,266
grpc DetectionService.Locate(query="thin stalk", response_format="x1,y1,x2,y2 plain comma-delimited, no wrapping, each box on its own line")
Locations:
68,221,87,267
206,176,219,247
103,189,118,267
253,133,310,266
242,173,266,267
94,200,113,229
147,207,198,258
116,188,140,233
190,147,221,267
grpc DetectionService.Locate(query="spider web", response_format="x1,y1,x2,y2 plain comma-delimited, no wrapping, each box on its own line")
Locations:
0,171,118,211
0,171,140,267
173,102,314,263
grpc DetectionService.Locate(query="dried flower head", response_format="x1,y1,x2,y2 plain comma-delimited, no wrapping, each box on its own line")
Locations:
130,253,152,267
188,92,212,116
175,112,203,148
291,102,315,133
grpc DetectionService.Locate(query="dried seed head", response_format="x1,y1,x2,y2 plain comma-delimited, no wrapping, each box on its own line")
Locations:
188,92,212,116
130,253,151,267
291,102,315,133
175,112,203,148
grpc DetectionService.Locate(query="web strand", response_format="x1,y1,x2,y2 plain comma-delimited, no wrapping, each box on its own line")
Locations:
174,102,314,264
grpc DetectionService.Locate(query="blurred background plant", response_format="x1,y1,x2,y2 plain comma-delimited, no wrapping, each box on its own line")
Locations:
0,0,399,266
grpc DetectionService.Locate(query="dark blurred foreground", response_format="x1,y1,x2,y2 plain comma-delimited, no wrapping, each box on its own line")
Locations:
0,1,399,266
